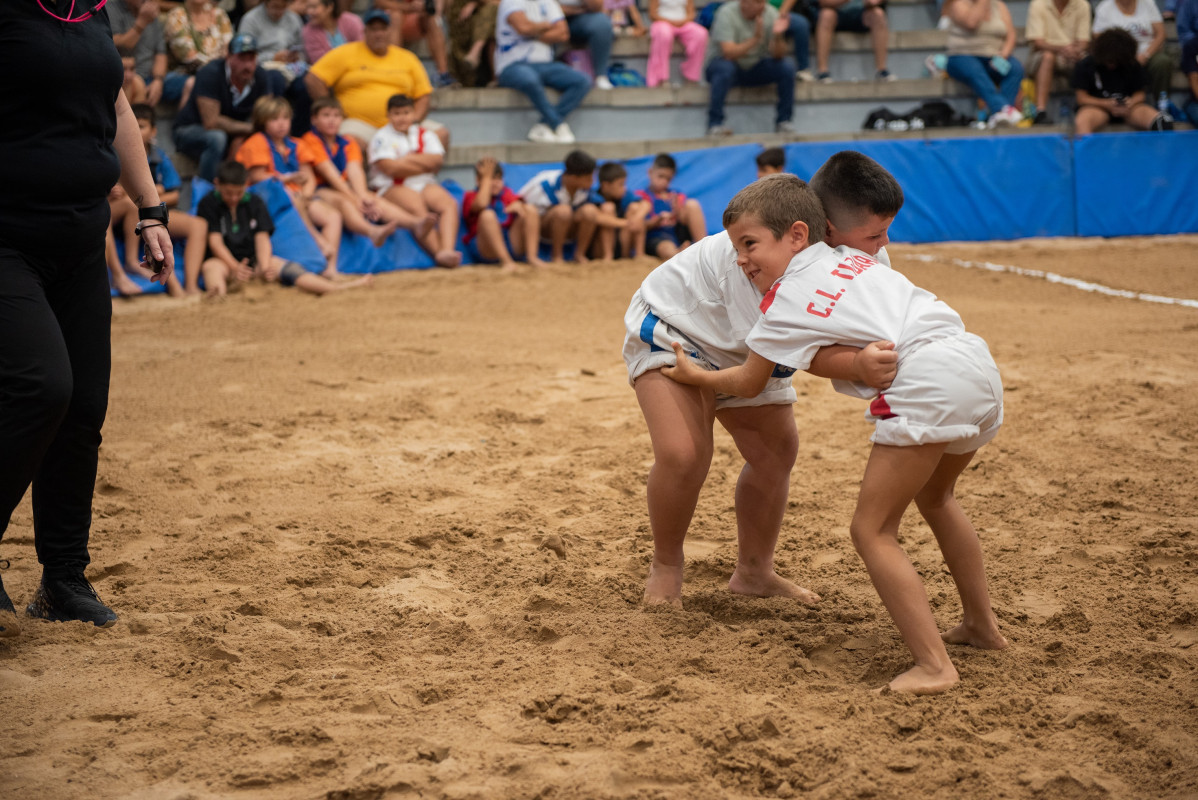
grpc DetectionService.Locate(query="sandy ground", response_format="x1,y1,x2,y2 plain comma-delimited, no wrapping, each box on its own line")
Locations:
1,236,1196,800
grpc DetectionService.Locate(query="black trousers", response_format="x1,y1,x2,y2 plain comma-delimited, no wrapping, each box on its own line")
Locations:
0,241,110,576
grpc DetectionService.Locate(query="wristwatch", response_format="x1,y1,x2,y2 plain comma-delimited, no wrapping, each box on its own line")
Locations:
135,202,169,236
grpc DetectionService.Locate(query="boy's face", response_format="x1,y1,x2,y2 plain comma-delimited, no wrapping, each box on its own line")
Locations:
387,104,417,131
600,176,627,200
563,171,594,195
826,212,894,256
727,213,808,293
756,164,783,179
312,106,344,136
122,57,137,81
475,170,505,191
137,117,155,147
264,113,292,140
215,181,247,208
647,167,673,194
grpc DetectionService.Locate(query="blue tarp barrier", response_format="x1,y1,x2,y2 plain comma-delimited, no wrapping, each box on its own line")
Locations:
111,132,1196,294
1074,131,1198,238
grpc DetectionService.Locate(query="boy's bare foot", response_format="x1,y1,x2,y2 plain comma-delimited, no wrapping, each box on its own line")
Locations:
574,254,590,265
499,260,522,274
335,274,374,290
111,273,143,296
728,568,821,605
881,663,960,695
527,255,550,270
942,613,1008,650
435,250,462,268
369,220,400,247
643,560,683,608
415,214,438,240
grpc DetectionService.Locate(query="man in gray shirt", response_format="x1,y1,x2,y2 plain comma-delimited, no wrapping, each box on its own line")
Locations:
108,0,168,106
237,0,307,65
705,0,797,136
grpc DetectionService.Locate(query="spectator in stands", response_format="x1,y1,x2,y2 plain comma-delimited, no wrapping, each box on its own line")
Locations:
368,94,463,268
646,0,709,87
606,0,648,37
462,157,548,270
110,104,211,295
110,0,170,106
303,97,432,249
164,0,235,103
197,160,372,295
559,0,617,89
447,0,500,86
1093,0,1173,100
1180,0,1198,121
238,0,307,68
814,0,892,82
517,149,601,264
635,152,706,259
173,33,276,181
756,145,786,176
1025,0,1091,123
1073,28,1173,131
942,0,1025,127
589,161,649,259
236,96,344,271
305,10,449,152
770,0,816,81
494,0,592,142
303,0,366,63
374,0,457,87
120,53,150,104
705,0,797,136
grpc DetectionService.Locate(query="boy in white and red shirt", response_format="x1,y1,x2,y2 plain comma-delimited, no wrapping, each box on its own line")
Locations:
368,93,461,268
659,170,1007,697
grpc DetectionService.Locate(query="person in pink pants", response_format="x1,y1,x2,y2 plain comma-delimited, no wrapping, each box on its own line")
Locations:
647,0,709,86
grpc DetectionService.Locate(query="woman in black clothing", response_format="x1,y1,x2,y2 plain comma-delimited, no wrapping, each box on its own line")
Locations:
0,0,175,636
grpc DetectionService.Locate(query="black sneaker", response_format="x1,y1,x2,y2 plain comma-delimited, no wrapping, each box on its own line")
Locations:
1150,113,1174,131
0,561,20,638
26,571,117,627
1033,110,1050,125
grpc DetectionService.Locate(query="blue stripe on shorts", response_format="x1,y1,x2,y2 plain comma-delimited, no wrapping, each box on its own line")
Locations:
639,312,665,352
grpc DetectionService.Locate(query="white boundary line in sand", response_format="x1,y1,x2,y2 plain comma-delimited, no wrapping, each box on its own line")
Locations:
908,253,1198,310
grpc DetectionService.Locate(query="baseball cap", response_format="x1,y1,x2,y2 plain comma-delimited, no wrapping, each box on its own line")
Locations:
362,8,391,25
229,33,259,54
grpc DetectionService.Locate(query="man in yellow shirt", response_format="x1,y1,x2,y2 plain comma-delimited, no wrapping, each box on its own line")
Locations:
1026,0,1092,122
304,9,448,150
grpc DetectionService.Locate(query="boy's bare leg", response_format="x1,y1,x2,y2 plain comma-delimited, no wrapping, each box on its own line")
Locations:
543,205,572,263
475,209,518,272
321,189,400,246
169,213,208,294
423,184,461,267
201,258,231,297
851,442,960,695
656,238,680,261
634,370,718,607
385,185,441,258
572,205,599,264
716,404,819,603
511,209,549,269
914,450,1007,650
682,199,706,246
277,256,374,295
308,197,344,276
105,227,142,296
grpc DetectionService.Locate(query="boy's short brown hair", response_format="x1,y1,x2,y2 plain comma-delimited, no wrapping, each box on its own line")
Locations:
250,95,293,133
809,150,904,230
310,96,345,117
723,173,826,243
598,161,627,184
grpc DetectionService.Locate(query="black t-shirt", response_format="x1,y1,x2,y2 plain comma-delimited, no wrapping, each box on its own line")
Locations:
1072,56,1148,101
0,0,123,254
173,59,273,130
196,190,275,263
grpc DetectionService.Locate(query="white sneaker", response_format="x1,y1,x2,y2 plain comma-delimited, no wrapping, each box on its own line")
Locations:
987,105,1022,129
595,75,614,90
554,122,576,143
528,123,557,143
796,69,815,82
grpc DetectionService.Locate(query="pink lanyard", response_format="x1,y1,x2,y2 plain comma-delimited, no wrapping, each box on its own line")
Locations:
37,0,107,22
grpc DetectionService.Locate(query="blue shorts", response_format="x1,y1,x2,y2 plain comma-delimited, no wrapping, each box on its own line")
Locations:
646,224,691,255
464,229,513,265
835,3,882,32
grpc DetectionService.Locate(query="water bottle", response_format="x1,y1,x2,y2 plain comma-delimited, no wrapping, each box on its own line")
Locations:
1058,99,1072,123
